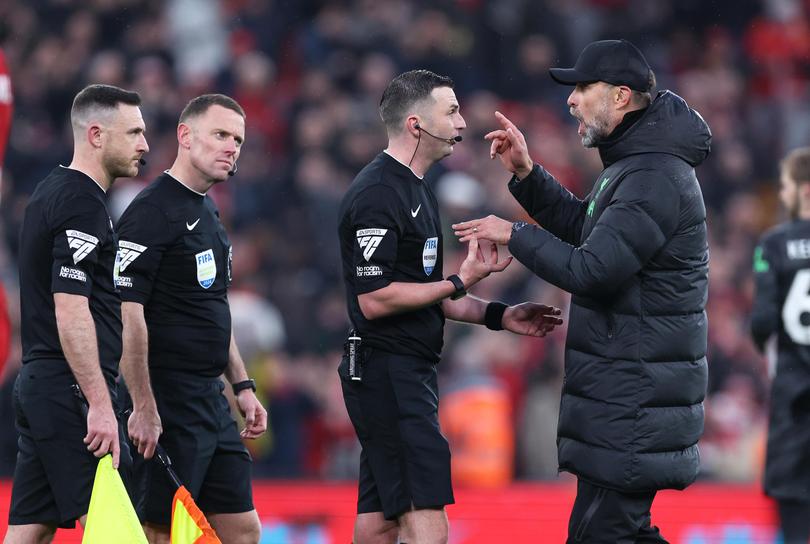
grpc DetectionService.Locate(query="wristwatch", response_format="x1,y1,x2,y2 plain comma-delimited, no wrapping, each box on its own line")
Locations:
511,221,528,236
446,274,467,300
232,379,257,395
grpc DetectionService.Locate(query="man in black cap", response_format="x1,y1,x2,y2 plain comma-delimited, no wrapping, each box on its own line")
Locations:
453,39,711,542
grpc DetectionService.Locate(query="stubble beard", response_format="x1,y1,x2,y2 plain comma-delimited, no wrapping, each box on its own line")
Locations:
574,98,613,148
103,150,138,181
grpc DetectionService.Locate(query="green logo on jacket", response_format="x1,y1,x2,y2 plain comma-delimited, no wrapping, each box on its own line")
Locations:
587,177,611,217
753,246,769,273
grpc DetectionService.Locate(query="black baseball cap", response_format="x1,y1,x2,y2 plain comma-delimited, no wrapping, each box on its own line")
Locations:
549,39,652,92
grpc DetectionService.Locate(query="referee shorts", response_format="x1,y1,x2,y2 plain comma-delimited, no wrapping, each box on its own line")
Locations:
134,370,254,527
339,348,454,521
9,359,132,528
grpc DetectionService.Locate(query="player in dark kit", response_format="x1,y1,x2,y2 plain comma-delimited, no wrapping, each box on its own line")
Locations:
751,147,810,544
6,84,148,543
116,94,265,544
338,70,563,544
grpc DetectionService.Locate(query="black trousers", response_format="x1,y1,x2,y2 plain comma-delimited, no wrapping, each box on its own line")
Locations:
567,479,668,544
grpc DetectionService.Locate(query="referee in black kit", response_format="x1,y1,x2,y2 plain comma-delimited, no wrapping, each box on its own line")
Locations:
338,70,563,544
115,94,265,543
6,84,148,542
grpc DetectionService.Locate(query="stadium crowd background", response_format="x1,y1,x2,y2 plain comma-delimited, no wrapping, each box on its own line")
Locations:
0,0,806,488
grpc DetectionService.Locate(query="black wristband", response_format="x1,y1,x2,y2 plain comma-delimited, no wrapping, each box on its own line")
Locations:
447,274,467,300
232,379,256,395
485,301,508,331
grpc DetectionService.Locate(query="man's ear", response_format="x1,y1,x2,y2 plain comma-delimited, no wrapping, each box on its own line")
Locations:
177,122,192,149
407,115,421,138
87,123,103,149
614,85,633,108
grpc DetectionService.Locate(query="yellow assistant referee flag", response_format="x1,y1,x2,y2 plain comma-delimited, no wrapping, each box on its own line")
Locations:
82,455,147,543
170,485,222,544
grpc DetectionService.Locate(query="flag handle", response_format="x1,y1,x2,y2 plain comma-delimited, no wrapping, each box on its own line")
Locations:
71,384,183,490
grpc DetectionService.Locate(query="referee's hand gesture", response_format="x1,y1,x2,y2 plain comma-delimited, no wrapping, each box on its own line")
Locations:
457,235,512,289
85,402,120,469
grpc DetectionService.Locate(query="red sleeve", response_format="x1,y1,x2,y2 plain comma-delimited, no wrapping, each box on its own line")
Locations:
0,50,13,167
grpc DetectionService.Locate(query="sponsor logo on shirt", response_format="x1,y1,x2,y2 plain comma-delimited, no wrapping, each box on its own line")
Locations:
117,240,148,273
195,249,217,289
59,266,87,282
356,265,383,277
66,230,99,264
423,236,438,275
356,228,388,261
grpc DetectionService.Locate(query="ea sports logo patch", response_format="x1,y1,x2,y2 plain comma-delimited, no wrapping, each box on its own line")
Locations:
356,228,388,261
195,249,217,289
117,240,147,273
423,236,438,276
66,230,99,264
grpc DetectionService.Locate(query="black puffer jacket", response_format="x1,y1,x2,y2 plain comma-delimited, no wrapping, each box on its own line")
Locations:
508,90,711,491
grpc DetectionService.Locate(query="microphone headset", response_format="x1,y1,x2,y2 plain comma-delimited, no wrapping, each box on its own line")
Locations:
138,158,146,166
228,162,238,177
408,122,463,167
414,123,463,144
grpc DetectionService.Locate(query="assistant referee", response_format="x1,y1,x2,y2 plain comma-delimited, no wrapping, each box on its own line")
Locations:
116,94,266,544
6,84,148,542
338,70,563,544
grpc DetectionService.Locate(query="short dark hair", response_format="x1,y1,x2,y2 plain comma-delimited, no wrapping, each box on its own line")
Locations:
71,84,141,121
179,94,245,123
379,70,454,131
781,147,810,184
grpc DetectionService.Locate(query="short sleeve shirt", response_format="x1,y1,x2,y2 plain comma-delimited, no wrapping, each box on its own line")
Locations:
338,153,445,362
115,173,232,377
19,166,121,375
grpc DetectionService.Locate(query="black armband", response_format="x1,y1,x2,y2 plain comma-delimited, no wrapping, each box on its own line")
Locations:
485,301,508,331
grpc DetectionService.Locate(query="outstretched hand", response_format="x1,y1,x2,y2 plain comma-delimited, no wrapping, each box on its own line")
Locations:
453,214,515,245
484,111,534,179
458,236,513,289
502,302,564,337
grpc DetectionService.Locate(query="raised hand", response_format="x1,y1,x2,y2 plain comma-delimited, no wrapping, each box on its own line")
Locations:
502,302,564,337
484,111,533,179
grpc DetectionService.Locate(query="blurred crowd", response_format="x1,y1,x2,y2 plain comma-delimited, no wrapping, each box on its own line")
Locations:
0,0,807,487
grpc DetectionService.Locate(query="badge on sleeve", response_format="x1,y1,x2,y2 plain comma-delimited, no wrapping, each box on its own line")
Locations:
356,228,388,261
66,230,99,264
423,237,438,276
195,249,217,289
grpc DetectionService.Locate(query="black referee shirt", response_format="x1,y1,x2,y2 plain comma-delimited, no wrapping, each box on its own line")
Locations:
19,166,121,376
338,152,445,362
115,173,232,378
